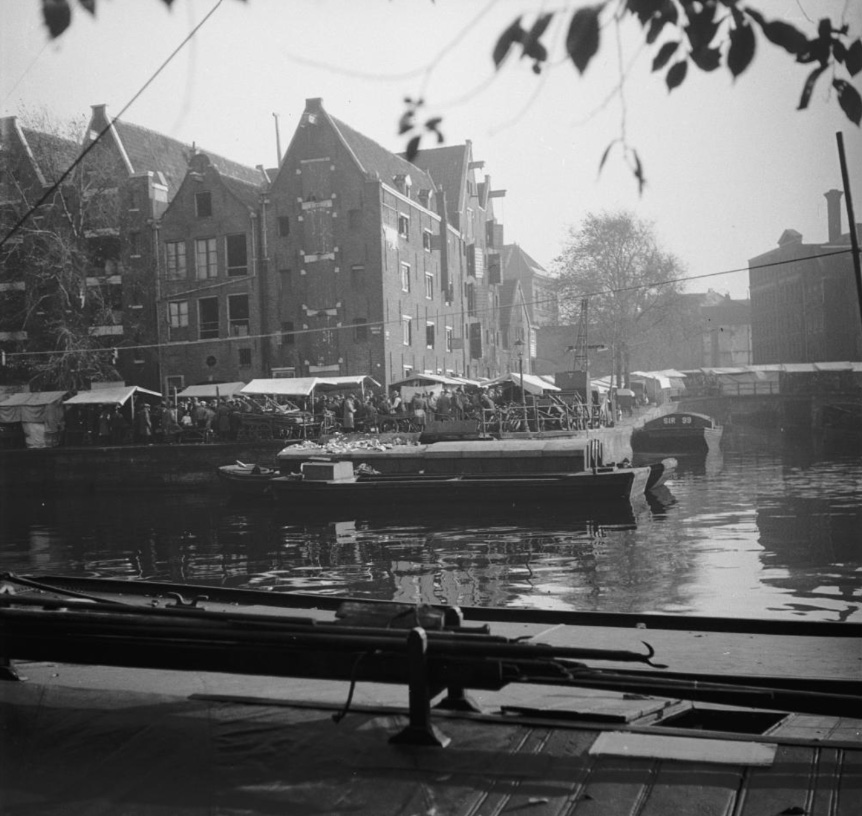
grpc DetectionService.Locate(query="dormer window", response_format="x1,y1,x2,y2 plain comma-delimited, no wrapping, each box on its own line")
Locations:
195,191,212,218
393,173,412,195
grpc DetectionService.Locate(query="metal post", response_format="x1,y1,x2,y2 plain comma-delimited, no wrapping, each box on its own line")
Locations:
836,132,862,330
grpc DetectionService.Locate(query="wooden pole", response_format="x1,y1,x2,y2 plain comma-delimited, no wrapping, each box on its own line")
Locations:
836,132,862,329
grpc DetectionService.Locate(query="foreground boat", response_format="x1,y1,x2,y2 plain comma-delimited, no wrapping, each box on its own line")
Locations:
1,573,860,814
219,460,654,505
632,411,723,455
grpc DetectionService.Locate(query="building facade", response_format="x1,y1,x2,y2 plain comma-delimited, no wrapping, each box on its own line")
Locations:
749,189,862,364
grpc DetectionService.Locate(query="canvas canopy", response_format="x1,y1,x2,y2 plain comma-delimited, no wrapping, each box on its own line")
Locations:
0,391,69,449
315,375,381,391
389,373,466,389
241,378,318,397
486,373,561,395
175,382,246,399
64,385,161,406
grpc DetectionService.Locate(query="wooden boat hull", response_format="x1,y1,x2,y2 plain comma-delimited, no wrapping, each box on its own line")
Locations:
268,465,652,505
632,413,723,455
216,463,277,495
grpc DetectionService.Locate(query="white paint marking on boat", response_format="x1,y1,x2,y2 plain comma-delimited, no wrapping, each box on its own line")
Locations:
588,731,777,765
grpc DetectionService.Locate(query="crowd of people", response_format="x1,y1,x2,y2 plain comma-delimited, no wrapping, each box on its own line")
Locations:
60,382,635,446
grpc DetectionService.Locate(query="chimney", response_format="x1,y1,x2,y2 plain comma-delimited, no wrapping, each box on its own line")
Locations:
824,189,843,242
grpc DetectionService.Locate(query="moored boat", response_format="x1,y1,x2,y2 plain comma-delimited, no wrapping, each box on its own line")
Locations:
216,461,278,495
229,459,653,505
632,412,723,455
2,573,860,814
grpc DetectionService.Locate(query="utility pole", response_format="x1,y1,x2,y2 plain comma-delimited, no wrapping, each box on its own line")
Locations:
836,132,862,330
273,113,283,167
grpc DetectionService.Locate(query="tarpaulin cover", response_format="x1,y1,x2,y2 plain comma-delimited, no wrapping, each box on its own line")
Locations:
0,391,68,447
315,375,381,390
175,382,247,399
63,385,162,406
0,682,580,816
0,391,67,426
241,378,319,396
485,372,561,395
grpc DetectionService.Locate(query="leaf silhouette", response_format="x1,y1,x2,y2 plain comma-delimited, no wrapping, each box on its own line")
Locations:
798,65,826,110
747,11,808,56
652,41,679,72
834,79,862,124
43,0,72,38
845,39,862,76
728,23,756,77
493,17,524,68
666,60,688,91
566,5,602,75
405,135,422,162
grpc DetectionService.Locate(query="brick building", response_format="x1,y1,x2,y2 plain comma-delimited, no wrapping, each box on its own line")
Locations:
749,189,862,364
0,116,79,366
157,152,269,393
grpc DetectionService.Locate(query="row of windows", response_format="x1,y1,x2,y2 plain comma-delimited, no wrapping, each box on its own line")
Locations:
165,234,248,280
400,317,454,351
168,294,249,340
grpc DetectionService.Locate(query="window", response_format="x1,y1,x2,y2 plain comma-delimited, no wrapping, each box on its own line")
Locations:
348,209,362,229
353,318,368,342
400,262,410,293
129,232,140,257
277,216,290,237
195,191,212,218
238,348,252,367
198,297,219,339
424,272,433,300
168,300,188,328
165,375,185,395
423,230,432,251
425,322,435,349
466,283,476,316
397,214,409,238
166,241,186,279
226,234,248,276
281,320,295,345
402,316,412,346
351,264,365,288
280,268,292,286
446,326,453,353
195,238,217,280
228,294,250,336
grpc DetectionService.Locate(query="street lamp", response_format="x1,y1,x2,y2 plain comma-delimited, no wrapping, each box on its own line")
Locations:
514,338,526,422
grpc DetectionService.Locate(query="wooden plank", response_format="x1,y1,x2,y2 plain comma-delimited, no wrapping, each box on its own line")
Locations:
737,745,815,816
837,747,862,816
570,756,658,816
589,732,776,766
639,761,744,816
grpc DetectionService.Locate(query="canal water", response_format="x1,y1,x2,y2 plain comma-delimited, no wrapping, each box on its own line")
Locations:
1,428,860,622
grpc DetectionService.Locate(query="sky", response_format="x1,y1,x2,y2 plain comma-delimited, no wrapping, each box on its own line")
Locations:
2,0,860,302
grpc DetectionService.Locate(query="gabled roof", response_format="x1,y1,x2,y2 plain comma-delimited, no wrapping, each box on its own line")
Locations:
407,144,468,222
329,115,436,193
501,244,552,281
103,115,266,198
19,127,80,185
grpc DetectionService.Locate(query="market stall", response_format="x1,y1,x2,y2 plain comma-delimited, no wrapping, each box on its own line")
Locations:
0,391,69,448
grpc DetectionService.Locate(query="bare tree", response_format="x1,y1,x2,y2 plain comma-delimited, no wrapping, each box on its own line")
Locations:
553,211,687,384
1,110,124,390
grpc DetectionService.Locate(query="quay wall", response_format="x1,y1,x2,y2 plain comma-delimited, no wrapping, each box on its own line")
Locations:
0,424,641,494
0,441,285,494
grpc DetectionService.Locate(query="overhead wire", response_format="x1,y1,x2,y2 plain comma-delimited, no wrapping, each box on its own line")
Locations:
3,246,854,362
0,0,225,253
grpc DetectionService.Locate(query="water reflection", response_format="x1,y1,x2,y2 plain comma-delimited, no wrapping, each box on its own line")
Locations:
0,429,859,621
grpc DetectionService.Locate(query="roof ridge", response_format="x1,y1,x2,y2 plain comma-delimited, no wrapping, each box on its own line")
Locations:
112,117,263,182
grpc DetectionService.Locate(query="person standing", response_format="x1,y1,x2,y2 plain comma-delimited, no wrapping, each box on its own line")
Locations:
342,393,356,432
136,402,153,444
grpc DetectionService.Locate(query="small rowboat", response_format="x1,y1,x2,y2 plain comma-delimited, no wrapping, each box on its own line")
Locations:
216,462,278,495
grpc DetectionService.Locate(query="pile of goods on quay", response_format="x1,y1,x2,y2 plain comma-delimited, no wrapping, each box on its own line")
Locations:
283,433,420,455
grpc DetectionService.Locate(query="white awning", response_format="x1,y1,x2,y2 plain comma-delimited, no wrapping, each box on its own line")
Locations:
175,382,246,399
63,385,162,406
485,372,561,395
241,378,319,397
315,375,381,390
